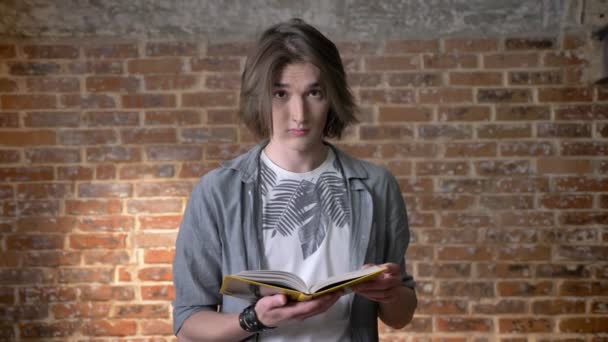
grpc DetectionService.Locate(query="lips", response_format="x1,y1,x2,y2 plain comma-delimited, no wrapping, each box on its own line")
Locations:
289,128,309,136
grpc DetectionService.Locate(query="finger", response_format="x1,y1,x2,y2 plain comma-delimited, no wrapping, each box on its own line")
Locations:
291,294,340,321
354,278,401,292
379,262,400,275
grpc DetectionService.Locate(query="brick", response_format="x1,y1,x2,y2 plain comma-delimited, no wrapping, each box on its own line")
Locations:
417,195,474,211
506,37,555,50
387,72,441,87
498,281,553,296
17,217,76,233
143,249,176,263
138,266,172,281
140,319,173,335
86,146,142,163
145,110,201,125
477,88,532,103
181,91,237,107
544,228,598,244
444,142,496,158
477,124,532,139
60,94,116,108
475,160,531,176
485,228,537,244
538,87,593,102
80,285,134,301
20,322,80,338
206,144,253,160
591,300,608,313
347,72,383,87
444,38,499,52
84,320,136,336
376,107,429,123
65,199,121,215
127,199,182,214
560,281,608,296
473,300,526,314
191,56,241,71
500,141,554,156
560,318,608,333
83,250,130,265
86,76,140,92
96,164,113,180
0,184,14,199
78,183,132,198
437,317,493,332
509,70,562,85
496,105,550,120
449,72,502,86
497,245,551,261
481,195,534,210
1,268,55,285
384,39,439,53
440,212,492,227
9,62,61,75
0,112,19,128
78,217,133,233
23,44,78,59
18,200,59,216
207,42,252,56
0,130,56,146
67,60,123,74
560,211,608,225
437,246,492,261
146,41,197,56
24,111,80,127
145,74,197,90
84,111,139,126
397,178,433,193
415,161,468,176
365,56,418,71
0,150,19,164
6,234,64,250
19,286,77,303
23,251,80,267
25,148,80,164
1,95,57,110
499,318,552,333
17,183,73,200
536,264,591,278
563,33,586,49
120,128,176,144
599,123,608,138
477,263,533,278
69,234,126,249
179,162,220,179
122,94,176,108
360,125,414,140
538,158,592,174
84,44,138,58
544,51,587,66
0,78,17,92
561,141,608,157
438,106,490,122
136,181,192,197
0,44,16,58
555,177,608,192
119,164,174,179
416,298,468,315
423,54,477,69
52,303,110,319
26,77,80,92
180,127,237,143
419,228,478,244
419,88,473,104
112,303,168,318
134,232,178,249
205,73,242,90
58,267,113,284
499,212,554,226
380,144,435,160
484,53,539,68
540,194,592,209
532,300,585,315
418,124,472,140
537,123,591,138
146,145,202,161
128,58,183,74
59,129,116,145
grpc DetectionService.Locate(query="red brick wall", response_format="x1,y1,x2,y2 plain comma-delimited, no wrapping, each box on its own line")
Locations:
1,33,607,341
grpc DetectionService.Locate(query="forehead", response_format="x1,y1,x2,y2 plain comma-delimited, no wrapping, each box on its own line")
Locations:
274,62,321,85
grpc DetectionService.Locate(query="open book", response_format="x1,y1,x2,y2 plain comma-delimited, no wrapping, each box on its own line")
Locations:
219,265,385,302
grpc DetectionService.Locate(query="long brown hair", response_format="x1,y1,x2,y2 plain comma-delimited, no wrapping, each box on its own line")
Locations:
239,18,358,139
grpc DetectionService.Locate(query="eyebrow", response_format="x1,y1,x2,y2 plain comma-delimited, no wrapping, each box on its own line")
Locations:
272,81,321,89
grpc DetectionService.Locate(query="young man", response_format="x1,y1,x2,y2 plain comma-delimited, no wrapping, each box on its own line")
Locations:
173,18,417,341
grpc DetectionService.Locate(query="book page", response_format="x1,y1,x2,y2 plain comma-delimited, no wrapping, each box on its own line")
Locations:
233,269,308,293
310,265,385,293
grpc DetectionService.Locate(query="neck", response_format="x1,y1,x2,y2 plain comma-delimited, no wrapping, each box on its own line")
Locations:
264,140,328,173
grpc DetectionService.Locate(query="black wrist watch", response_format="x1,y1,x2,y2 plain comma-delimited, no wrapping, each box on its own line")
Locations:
239,303,275,333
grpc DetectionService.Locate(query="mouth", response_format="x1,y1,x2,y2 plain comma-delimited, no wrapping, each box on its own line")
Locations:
288,128,309,136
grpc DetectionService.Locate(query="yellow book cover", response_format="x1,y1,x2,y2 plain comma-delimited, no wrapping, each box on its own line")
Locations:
219,265,386,302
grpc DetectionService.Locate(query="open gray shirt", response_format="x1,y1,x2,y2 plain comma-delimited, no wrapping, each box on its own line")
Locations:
172,141,415,341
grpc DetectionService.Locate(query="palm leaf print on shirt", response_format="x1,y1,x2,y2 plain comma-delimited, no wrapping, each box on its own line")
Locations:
262,170,350,259
260,162,277,196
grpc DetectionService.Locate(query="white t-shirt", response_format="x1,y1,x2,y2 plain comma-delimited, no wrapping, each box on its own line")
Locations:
260,149,352,341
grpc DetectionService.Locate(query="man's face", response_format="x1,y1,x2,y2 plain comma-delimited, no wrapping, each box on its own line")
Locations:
270,62,329,153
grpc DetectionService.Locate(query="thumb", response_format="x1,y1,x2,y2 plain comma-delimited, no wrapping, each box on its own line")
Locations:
257,294,288,311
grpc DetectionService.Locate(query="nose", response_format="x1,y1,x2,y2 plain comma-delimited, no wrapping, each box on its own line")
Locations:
289,96,306,124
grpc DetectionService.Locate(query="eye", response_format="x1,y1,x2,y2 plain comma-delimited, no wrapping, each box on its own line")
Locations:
273,90,287,99
309,89,323,98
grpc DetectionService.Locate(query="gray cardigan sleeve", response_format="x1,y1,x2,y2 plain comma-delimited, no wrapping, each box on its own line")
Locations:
172,177,223,335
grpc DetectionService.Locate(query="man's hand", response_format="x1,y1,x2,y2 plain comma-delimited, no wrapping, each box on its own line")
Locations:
352,263,402,303
254,292,341,327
